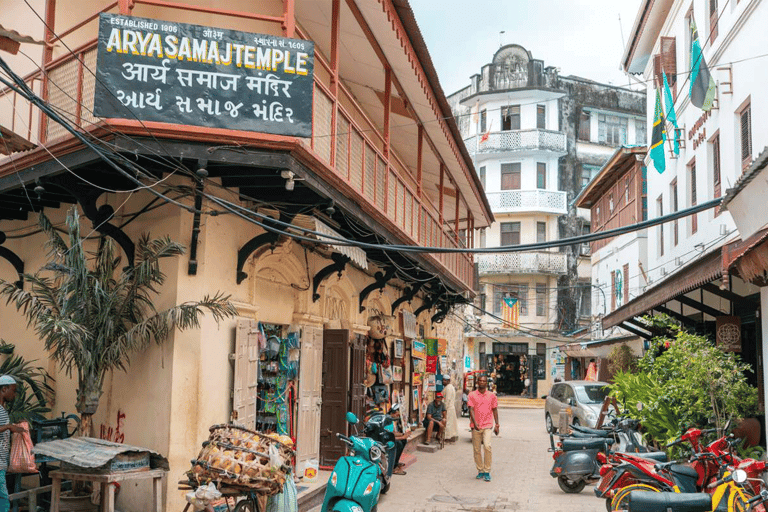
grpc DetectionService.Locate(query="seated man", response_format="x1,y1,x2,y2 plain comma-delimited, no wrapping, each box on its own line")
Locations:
423,392,447,445
387,404,409,475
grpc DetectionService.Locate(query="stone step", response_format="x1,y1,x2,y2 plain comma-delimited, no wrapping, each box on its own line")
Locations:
496,396,545,409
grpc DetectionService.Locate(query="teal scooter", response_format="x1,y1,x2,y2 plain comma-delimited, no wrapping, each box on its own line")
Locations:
321,412,392,512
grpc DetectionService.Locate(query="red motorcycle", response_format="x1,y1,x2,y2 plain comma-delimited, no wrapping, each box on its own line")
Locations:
597,426,764,511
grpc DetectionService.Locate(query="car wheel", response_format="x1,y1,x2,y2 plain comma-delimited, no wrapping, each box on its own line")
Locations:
557,476,586,493
546,413,556,433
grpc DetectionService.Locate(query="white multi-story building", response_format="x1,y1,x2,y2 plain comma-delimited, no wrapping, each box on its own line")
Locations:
602,0,766,393
448,44,645,392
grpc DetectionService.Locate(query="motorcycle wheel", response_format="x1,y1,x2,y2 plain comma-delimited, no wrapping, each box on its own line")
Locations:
604,498,612,512
233,499,258,512
380,474,391,495
610,483,660,511
557,476,586,494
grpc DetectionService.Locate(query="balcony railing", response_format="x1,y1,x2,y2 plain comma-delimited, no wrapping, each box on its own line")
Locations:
464,129,567,155
476,251,567,275
0,1,475,291
485,189,567,214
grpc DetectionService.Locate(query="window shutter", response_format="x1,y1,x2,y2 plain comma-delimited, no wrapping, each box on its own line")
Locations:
661,36,677,93
709,0,718,43
653,54,662,89
623,264,629,304
741,105,752,166
713,136,721,197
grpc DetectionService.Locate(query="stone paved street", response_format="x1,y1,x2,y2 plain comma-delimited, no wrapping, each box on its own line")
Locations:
375,408,603,512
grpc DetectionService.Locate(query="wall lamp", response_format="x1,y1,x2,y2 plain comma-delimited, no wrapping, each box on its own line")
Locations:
280,170,304,191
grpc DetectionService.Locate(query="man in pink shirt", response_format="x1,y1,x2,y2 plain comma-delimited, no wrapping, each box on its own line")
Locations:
467,375,499,482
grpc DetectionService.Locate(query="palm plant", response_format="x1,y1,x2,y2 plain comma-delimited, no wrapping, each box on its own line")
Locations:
0,207,237,435
0,340,54,423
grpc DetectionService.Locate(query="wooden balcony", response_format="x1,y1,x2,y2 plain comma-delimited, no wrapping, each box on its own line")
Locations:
0,0,486,291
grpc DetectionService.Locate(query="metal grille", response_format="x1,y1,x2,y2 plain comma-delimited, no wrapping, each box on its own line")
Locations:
364,146,375,201
350,131,363,193
387,171,396,218
335,115,349,179
313,88,332,163
46,60,80,141
476,252,567,275
81,48,98,127
376,157,386,209
397,182,405,229
405,190,413,236
420,208,428,245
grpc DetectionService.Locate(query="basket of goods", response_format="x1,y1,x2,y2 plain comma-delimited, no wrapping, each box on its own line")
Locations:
186,424,295,495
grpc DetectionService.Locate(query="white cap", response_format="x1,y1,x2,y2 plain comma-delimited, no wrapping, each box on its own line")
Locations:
0,375,16,386
442,374,451,381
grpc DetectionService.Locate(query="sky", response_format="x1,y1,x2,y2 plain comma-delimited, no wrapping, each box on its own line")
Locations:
409,0,645,95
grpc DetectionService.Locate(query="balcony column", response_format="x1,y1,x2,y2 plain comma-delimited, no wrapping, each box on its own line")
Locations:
454,188,461,242
39,0,56,142
383,67,391,158
282,0,295,37
117,0,134,15
416,124,423,198
329,0,341,167
438,164,445,225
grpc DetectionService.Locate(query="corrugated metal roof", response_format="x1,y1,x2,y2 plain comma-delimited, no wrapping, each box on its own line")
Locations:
290,215,368,270
32,437,169,470
0,24,45,45
0,125,35,156
721,146,768,210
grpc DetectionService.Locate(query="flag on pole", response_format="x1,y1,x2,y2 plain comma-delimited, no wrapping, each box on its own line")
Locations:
662,71,680,156
689,19,716,111
650,89,666,173
502,297,519,328
480,119,492,143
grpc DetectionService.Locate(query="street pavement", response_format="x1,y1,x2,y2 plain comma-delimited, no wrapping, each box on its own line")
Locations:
375,408,604,512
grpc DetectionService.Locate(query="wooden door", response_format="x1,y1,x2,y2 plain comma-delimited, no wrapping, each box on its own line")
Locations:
233,319,260,429
350,334,367,422
296,326,323,469
320,329,350,466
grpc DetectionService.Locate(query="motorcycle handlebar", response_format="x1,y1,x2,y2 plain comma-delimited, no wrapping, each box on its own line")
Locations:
665,437,682,448
747,490,768,505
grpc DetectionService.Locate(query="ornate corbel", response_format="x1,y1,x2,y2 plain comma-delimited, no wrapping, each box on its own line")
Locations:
0,232,23,288
312,252,350,302
236,212,295,284
358,267,396,313
54,182,135,267
414,291,442,317
391,281,424,312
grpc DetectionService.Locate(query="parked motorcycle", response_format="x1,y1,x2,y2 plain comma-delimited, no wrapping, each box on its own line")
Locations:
461,392,469,417
623,468,760,512
551,418,663,494
321,412,393,512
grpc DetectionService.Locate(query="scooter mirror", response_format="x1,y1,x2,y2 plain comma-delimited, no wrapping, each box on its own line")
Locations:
346,412,359,425
732,469,748,484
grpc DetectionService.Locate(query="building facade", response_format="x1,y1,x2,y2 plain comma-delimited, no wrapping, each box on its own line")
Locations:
447,45,645,392
0,0,491,509
603,0,767,407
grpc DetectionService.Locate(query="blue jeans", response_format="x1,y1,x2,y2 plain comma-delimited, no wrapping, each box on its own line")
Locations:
0,469,9,512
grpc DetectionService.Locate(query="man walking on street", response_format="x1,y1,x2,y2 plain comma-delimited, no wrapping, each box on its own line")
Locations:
442,374,458,441
468,375,499,482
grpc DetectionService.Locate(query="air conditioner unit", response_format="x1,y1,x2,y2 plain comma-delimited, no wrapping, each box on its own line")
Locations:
675,257,682,266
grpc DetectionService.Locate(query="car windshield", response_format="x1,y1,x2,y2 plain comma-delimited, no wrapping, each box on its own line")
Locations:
574,385,609,404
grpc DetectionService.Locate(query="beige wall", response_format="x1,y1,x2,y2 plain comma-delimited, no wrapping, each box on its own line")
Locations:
0,180,463,509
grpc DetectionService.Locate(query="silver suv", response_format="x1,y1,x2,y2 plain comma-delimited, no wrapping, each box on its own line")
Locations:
544,380,610,433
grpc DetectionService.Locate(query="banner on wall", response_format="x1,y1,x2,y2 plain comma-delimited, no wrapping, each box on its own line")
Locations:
426,355,437,373
401,310,417,339
464,356,472,371
438,338,447,356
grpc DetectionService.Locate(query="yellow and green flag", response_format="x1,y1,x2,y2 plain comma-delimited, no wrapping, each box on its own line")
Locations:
650,89,666,173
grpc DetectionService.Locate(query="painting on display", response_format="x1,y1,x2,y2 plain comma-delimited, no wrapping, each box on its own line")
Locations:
412,372,422,386
394,339,404,359
412,357,425,373
426,355,437,373
426,374,436,392
392,365,403,382
438,338,447,356
425,338,438,356
412,340,426,359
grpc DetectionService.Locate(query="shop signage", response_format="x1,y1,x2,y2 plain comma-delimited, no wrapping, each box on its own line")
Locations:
464,356,471,371
401,311,417,339
93,14,314,137
716,316,741,352
412,340,426,359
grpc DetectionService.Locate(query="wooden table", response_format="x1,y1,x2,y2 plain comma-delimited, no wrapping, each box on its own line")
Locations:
48,468,167,512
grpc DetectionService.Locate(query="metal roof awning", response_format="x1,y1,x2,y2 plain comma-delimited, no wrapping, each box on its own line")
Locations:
559,335,639,358
290,215,368,270
602,248,724,329
723,226,768,285
0,125,35,155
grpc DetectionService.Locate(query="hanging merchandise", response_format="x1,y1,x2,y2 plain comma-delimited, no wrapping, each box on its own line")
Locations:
425,338,438,357
426,356,437,373
258,322,267,350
